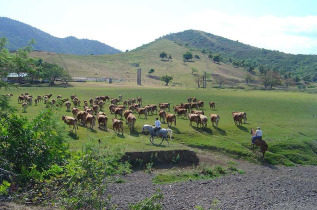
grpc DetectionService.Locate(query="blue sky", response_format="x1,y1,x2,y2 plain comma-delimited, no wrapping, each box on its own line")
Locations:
2,0,317,54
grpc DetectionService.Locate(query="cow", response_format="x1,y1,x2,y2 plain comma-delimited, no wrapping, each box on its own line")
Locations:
209,102,216,109
188,114,200,127
192,97,197,102
111,98,119,105
70,95,76,100
199,114,208,129
180,103,191,111
197,100,204,109
232,112,243,125
144,105,153,115
114,108,124,119
176,108,187,118
34,98,38,106
173,105,182,113
148,104,158,115
159,110,166,123
22,102,28,112
109,104,117,113
97,113,108,130
137,97,142,105
187,97,192,103
124,110,133,120
76,111,87,125
159,103,170,111
27,96,33,105
18,95,24,103
57,95,62,100
112,118,123,135
210,114,220,127
119,94,123,102
190,102,199,110
191,110,204,115
131,98,136,104
66,101,72,111
85,113,96,129
98,100,105,110
62,115,78,134
46,94,53,99
127,113,136,133
92,104,100,115
232,112,247,124
72,107,79,117
166,114,176,127
89,98,94,106
137,107,147,119
86,108,93,115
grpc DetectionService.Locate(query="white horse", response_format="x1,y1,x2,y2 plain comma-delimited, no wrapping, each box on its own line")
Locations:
142,124,173,145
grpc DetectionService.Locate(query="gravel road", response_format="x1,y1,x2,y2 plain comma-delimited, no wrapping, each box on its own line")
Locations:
106,161,317,209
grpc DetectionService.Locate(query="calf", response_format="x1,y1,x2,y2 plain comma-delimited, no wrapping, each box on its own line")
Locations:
210,114,220,127
127,113,136,133
62,115,78,134
188,113,199,127
166,114,176,127
199,114,208,129
97,113,108,130
137,107,147,119
159,110,166,123
85,113,96,129
112,118,124,135
209,102,216,109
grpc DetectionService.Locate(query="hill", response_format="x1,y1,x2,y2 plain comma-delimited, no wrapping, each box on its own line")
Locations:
30,38,252,88
0,17,121,55
163,30,317,78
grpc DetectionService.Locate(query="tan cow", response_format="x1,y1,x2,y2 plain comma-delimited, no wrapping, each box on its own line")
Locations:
85,113,96,129
232,112,247,124
66,101,72,111
149,104,158,115
199,114,208,129
210,114,220,127
92,104,99,115
159,110,166,123
159,103,170,111
137,97,142,105
112,118,123,135
188,113,199,127
209,102,216,109
124,110,133,120
197,100,204,109
97,113,108,130
127,113,136,133
76,111,87,125
181,103,191,111
22,102,28,112
137,107,147,119
111,98,119,105
191,110,204,115
114,108,124,119
166,114,176,127
232,112,243,125
176,108,187,118
62,115,78,134
72,107,79,116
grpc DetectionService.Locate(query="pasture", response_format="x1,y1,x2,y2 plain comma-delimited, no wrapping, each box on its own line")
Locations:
3,83,317,166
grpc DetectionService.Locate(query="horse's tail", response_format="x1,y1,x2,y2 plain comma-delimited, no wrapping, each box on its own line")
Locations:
167,129,173,140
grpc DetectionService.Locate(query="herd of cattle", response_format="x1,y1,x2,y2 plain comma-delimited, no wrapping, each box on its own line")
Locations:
10,93,248,136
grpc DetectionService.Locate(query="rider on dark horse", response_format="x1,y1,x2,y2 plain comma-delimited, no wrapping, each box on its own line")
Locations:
152,118,161,136
252,127,263,144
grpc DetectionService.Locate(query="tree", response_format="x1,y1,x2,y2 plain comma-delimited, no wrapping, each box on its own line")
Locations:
261,70,282,89
42,62,70,85
208,54,213,59
159,52,167,60
213,54,220,64
183,51,193,62
244,73,254,85
148,69,155,74
0,38,11,88
194,55,200,59
191,67,198,75
161,75,173,86
283,78,295,88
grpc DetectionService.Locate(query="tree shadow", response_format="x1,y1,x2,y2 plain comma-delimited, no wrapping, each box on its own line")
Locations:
68,132,79,140
214,127,227,135
237,125,249,132
193,127,213,134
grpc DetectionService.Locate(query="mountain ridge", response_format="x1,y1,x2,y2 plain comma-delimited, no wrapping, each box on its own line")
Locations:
0,17,121,55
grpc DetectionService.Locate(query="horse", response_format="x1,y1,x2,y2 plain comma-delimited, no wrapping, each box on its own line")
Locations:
142,124,173,145
251,128,268,158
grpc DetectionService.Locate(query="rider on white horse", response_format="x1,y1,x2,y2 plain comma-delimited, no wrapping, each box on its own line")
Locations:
153,118,161,136
252,127,262,144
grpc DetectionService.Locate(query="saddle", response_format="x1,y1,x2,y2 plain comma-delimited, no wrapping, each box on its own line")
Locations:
152,127,161,136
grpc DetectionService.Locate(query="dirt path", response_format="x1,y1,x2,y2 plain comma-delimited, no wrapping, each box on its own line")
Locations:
106,158,317,209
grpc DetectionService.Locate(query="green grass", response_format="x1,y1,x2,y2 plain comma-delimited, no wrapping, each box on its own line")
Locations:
3,83,317,166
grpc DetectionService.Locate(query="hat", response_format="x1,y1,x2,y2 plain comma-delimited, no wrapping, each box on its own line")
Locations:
257,127,261,129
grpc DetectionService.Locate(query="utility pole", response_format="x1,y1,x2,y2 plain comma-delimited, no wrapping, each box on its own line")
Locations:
137,68,141,85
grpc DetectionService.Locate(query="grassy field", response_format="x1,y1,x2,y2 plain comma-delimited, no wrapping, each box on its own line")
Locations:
3,83,317,166
30,39,251,88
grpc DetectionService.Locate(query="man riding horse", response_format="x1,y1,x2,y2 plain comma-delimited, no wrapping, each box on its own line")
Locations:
152,118,161,136
252,127,262,144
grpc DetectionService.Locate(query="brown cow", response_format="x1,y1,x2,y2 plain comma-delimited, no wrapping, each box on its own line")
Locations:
66,101,72,111
181,103,191,111
92,104,99,115
112,118,123,135
149,104,158,114
111,98,119,105
97,113,108,130
176,108,187,118
89,98,94,106
191,110,204,115
34,98,38,106
62,115,78,134
85,113,96,129
98,100,105,110
188,114,199,127
159,110,166,123
197,100,204,109
232,112,243,125
210,114,220,127
76,111,87,125
72,107,79,116
127,113,136,133
124,110,133,120
137,107,147,119
144,105,153,115
199,114,208,129
37,95,42,102
22,102,28,112
114,108,124,119
159,103,170,111
209,102,216,109
166,114,176,127
173,105,182,113
190,102,199,109
232,112,247,124
137,97,142,105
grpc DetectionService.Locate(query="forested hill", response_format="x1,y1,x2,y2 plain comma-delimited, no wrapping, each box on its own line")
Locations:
0,17,121,55
163,30,317,76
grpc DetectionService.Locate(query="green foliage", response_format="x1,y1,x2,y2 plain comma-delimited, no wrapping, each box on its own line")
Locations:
148,68,155,74
212,54,220,64
261,70,282,89
159,52,167,60
191,67,198,74
183,51,193,61
160,75,173,86
0,180,10,196
129,190,164,210
194,55,200,59
41,61,70,85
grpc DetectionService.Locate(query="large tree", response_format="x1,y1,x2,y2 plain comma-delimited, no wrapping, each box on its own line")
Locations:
159,52,167,60
42,62,70,85
161,75,173,86
261,70,282,89
183,51,193,61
